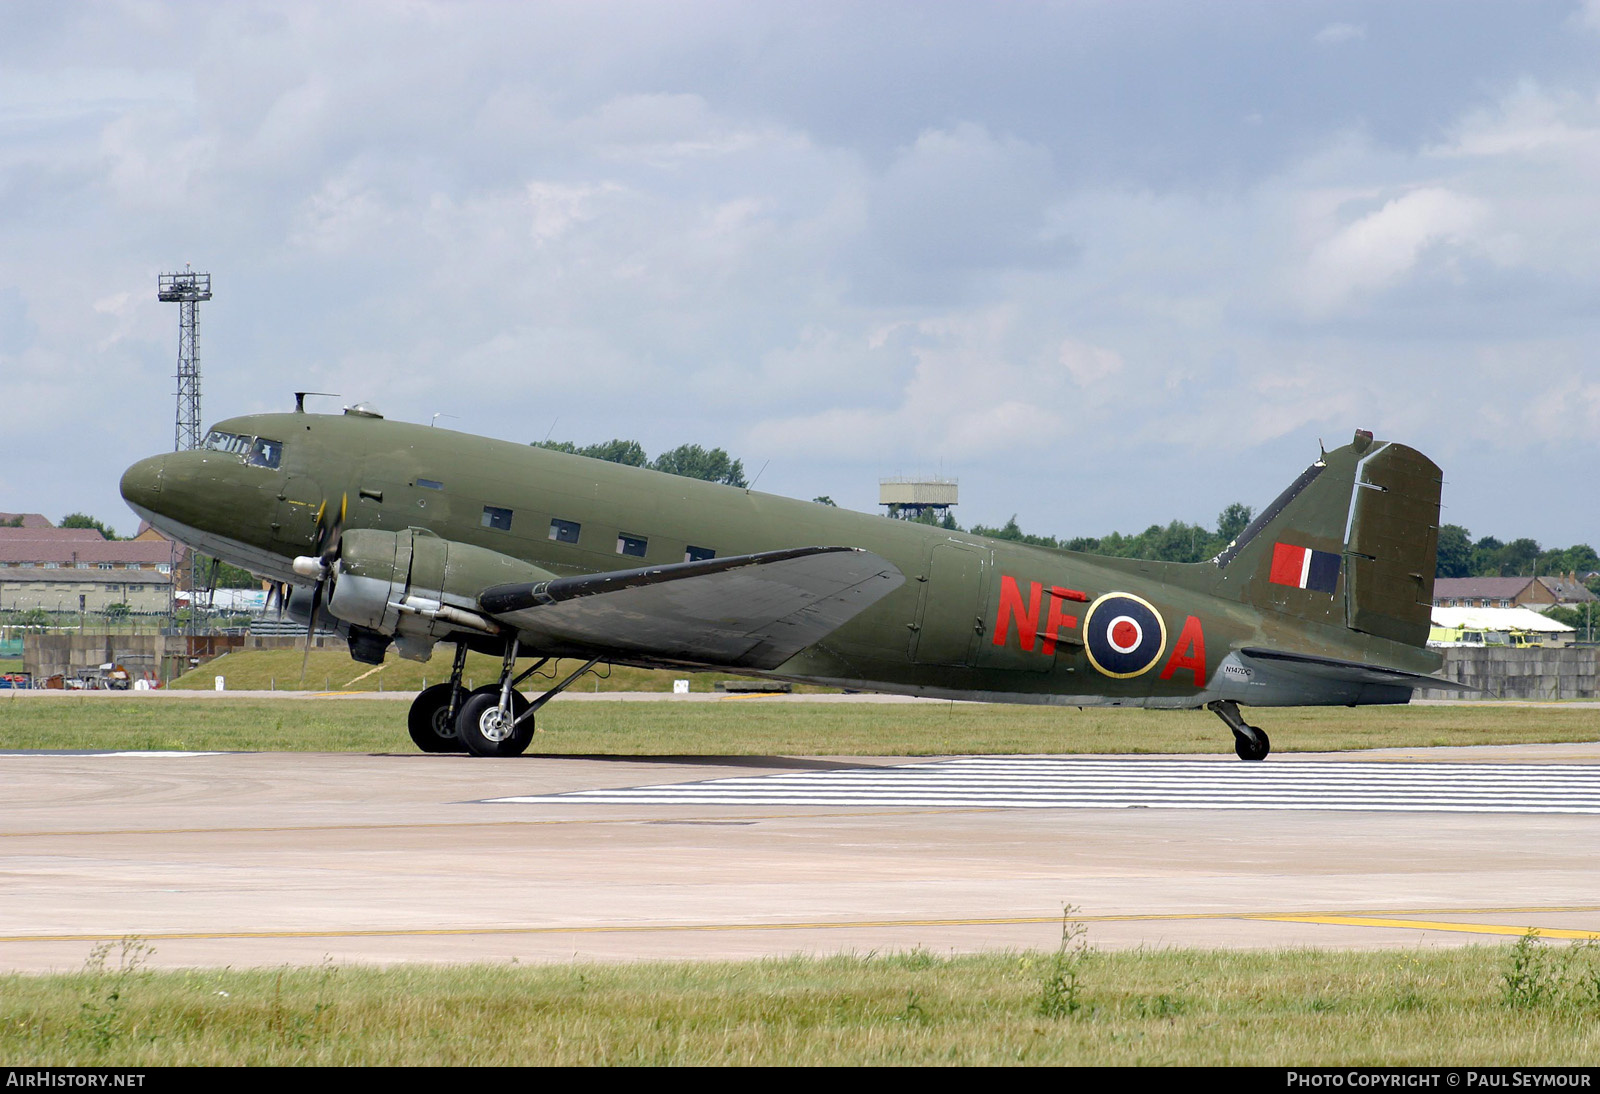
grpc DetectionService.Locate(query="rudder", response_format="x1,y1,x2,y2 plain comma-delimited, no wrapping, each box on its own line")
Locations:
1342,440,1441,646
1212,431,1441,648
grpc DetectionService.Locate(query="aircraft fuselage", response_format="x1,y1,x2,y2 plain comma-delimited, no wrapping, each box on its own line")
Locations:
121,410,1441,711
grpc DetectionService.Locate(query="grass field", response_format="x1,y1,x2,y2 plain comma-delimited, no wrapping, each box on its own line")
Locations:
0,693,1596,755
5,686,1597,1065
6,934,1600,1065
167,648,818,693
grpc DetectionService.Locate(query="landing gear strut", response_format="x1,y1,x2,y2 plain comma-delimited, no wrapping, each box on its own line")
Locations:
1207,699,1270,762
444,636,601,758
406,643,470,753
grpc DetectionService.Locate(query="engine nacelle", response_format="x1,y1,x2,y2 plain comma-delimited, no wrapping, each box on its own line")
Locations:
325,528,554,661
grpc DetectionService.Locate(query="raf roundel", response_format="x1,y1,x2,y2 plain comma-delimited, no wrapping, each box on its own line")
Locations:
1082,592,1168,679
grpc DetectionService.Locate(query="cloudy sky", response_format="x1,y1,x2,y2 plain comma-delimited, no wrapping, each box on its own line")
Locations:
2,1,1597,547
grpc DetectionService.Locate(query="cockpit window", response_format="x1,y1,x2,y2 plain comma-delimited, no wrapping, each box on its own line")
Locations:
202,430,284,470
247,437,283,469
202,430,250,456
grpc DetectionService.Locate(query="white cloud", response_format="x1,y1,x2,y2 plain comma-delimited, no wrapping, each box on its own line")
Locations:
1057,339,1123,389
1430,81,1600,159
1299,187,1487,315
751,306,1063,463
1313,22,1366,46
1,3,1598,544
526,181,624,243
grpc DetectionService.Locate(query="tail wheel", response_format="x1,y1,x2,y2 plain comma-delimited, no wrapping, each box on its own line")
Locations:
407,683,465,754
455,686,534,757
1234,726,1271,762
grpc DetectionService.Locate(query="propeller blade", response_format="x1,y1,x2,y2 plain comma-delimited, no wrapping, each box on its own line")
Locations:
300,574,326,688
318,493,347,566
310,499,329,555
300,493,348,689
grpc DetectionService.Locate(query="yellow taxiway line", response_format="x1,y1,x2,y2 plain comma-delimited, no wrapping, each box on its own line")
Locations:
1254,914,1600,940
4,906,1598,946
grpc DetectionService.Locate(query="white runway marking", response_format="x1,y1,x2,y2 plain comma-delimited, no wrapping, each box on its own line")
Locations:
486,756,1600,814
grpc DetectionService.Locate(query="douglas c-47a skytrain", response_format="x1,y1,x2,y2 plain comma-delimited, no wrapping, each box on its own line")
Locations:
120,400,1459,760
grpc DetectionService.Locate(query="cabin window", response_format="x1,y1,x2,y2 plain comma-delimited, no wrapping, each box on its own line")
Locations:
416,478,444,490
617,534,647,558
247,437,283,469
549,518,580,544
481,506,513,532
685,545,716,563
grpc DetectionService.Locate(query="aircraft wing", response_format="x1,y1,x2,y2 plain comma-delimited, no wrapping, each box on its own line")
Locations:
1237,647,1479,692
477,546,905,671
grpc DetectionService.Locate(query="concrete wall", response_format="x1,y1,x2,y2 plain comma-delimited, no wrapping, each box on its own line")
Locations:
1421,646,1600,701
25,634,178,681
24,632,348,683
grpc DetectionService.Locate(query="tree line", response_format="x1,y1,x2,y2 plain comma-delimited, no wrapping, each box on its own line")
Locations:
968,509,1596,588
1433,527,1598,582
532,438,748,487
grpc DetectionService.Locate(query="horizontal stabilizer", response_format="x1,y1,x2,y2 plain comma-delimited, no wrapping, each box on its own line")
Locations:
1238,647,1477,692
479,546,905,671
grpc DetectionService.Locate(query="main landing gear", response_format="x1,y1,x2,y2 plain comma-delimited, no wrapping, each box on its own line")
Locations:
1207,699,1270,762
405,638,600,757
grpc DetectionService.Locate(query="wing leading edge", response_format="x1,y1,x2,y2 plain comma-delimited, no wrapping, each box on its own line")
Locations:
478,546,905,671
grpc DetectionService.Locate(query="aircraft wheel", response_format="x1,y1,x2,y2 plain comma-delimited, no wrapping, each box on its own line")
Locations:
455,686,533,757
1233,726,1270,762
407,683,465,754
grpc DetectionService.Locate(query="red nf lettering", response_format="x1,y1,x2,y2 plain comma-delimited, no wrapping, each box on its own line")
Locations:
1041,588,1079,657
994,575,1042,651
1160,615,1207,687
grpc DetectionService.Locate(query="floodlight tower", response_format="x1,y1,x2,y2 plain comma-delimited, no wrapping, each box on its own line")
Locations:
158,266,212,452
158,266,212,637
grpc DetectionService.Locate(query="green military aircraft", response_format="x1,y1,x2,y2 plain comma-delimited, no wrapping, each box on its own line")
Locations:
120,402,1454,760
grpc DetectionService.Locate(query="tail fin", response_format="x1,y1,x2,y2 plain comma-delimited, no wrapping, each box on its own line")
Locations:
1212,430,1441,647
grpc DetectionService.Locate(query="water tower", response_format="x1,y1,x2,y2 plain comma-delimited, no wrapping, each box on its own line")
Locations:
879,476,959,521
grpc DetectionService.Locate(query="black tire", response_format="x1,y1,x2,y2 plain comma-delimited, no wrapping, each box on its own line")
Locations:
407,683,465,753
1234,726,1270,762
455,686,533,757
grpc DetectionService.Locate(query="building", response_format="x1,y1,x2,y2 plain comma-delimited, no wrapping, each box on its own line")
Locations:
0,512,56,529
0,518,188,615
1429,605,1575,647
1432,575,1597,611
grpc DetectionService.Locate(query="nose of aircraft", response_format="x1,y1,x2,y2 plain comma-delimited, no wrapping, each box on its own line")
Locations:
119,454,167,512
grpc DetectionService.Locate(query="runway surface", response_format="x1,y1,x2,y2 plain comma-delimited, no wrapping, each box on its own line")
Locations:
5,741,1600,972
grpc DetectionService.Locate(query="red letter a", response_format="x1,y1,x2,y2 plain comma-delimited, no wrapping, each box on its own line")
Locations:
1159,615,1207,687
